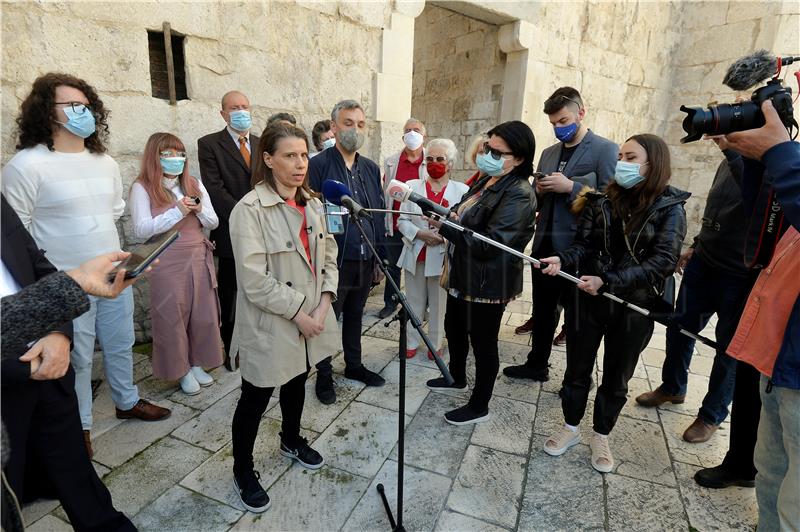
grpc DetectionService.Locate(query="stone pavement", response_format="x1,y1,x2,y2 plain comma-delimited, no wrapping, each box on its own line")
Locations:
23,277,757,531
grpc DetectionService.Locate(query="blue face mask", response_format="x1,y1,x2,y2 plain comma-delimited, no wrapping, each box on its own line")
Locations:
476,152,506,177
160,156,186,176
60,105,96,139
554,122,578,143
614,161,646,189
321,137,336,150
229,110,252,131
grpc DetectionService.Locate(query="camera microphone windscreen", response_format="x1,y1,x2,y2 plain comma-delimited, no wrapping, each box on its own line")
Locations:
723,50,777,91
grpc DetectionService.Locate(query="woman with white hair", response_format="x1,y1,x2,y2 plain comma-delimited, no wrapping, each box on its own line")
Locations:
396,138,469,359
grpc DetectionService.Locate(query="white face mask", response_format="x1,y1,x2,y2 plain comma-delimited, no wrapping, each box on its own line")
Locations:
321,137,336,150
403,131,424,150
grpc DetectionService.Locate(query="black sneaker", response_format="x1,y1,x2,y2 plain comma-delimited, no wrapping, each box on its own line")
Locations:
315,373,336,405
444,405,490,426
345,366,385,387
694,465,755,489
233,469,271,513
280,435,325,470
426,377,467,391
502,363,549,382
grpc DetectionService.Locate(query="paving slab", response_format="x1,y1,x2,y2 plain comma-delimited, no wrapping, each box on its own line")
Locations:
493,363,541,404
435,510,510,532
392,392,474,478
268,373,365,433
22,499,60,527
167,366,242,410
620,376,660,423
102,436,211,516
609,416,676,487
132,485,241,531
472,396,535,456
497,340,531,366
518,436,604,531
171,388,243,452
330,336,400,375
605,473,687,531
447,445,526,529
532,390,595,442
26,515,72,532
673,461,757,531
660,410,729,468
356,360,440,416
343,460,452,532
657,372,712,417
91,400,196,468
312,401,411,478
231,466,370,531
180,417,318,510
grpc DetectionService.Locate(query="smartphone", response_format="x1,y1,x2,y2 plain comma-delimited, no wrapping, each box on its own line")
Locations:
532,172,546,180
107,229,180,281
324,202,346,235
188,196,200,205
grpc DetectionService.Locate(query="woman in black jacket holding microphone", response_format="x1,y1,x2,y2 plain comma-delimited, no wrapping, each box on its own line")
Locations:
426,121,537,425
538,134,688,473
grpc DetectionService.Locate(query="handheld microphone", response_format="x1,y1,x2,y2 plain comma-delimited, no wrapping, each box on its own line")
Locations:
321,180,372,219
386,179,450,218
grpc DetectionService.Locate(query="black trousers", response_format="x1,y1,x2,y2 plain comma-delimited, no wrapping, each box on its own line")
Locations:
382,233,404,309
217,256,238,354
444,294,506,412
562,293,654,434
231,372,307,475
526,268,575,369
1,369,134,532
316,259,373,376
720,359,761,478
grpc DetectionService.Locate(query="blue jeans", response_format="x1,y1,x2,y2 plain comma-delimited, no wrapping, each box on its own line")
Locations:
660,255,753,425
382,232,404,309
755,375,800,532
71,287,139,430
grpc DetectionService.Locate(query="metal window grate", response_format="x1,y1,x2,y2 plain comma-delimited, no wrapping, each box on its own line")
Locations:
147,27,188,103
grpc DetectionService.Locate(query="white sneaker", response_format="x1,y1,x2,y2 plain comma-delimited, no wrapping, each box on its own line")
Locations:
190,366,214,387
544,425,581,456
590,432,614,473
179,371,201,395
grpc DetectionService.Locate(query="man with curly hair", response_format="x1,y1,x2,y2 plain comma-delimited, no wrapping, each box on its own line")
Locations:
1,73,171,460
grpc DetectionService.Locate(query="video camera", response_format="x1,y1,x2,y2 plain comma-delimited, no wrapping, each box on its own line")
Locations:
679,50,800,143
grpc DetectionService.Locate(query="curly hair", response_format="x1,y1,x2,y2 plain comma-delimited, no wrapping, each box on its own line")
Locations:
16,72,110,153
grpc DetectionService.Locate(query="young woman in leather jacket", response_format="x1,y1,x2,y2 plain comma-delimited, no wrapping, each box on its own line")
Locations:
425,121,537,426
538,134,689,473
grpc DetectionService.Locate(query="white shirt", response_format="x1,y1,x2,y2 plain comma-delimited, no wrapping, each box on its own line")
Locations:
130,179,219,239
2,144,125,270
227,126,250,153
0,260,22,298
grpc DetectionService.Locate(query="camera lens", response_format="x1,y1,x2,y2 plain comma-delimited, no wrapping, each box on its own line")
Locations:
679,102,762,143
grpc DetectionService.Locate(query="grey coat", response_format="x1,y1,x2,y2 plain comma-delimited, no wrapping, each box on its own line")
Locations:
532,130,618,253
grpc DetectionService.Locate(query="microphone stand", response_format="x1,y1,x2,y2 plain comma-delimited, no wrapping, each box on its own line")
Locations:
345,209,454,532
426,215,721,350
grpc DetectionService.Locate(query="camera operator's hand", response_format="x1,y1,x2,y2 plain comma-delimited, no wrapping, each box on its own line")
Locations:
676,247,694,275
724,100,791,160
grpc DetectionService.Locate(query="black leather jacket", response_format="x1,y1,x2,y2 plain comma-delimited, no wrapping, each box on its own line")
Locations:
557,186,690,304
439,171,537,301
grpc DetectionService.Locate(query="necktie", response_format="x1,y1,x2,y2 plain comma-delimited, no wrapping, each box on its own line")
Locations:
239,136,250,168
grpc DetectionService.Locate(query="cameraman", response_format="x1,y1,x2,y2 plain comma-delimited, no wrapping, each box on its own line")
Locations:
724,100,800,531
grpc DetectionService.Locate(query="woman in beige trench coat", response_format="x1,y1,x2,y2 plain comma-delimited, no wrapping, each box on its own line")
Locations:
228,123,340,513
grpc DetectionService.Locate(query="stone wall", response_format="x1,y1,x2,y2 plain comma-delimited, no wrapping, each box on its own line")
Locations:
411,5,505,181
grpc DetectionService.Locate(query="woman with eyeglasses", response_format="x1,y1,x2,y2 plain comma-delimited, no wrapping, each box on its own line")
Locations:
396,138,468,360
425,121,537,425
537,134,688,473
130,132,222,395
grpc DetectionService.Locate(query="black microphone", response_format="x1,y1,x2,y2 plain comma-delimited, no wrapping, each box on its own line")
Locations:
723,50,779,91
321,180,372,219
386,179,450,218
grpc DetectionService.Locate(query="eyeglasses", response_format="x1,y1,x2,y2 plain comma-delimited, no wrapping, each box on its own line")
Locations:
55,101,93,114
160,150,187,158
482,142,514,161
425,156,447,163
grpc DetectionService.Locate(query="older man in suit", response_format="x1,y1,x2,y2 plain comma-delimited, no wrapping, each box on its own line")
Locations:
198,90,260,370
0,194,135,531
505,87,618,383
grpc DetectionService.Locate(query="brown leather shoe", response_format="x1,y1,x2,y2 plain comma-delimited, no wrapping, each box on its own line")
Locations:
635,386,686,407
552,326,567,346
83,430,93,459
683,417,719,443
514,317,535,335
115,399,172,421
